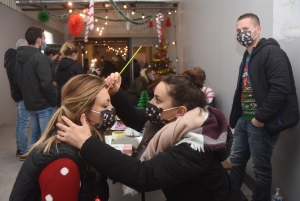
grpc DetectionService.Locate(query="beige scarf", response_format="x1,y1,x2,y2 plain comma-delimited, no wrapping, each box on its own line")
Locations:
123,107,208,196
141,107,207,161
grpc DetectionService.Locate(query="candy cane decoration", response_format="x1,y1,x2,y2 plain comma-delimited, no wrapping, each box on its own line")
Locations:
84,8,90,42
88,0,94,30
156,13,164,43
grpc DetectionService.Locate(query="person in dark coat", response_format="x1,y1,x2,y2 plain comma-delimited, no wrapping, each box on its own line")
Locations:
55,42,84,107
4,39,30,159
16,27,57,147
229,13,299,201
126,68,156,106
56,70,247,201
10,75,110,201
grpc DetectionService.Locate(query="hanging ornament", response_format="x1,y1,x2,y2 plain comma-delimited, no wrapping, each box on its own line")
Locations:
37,11,50,23
88,0,94,30
68,13,84,37
126,12,130,31
94,197,101,201
156,13,164,43
165,17,172,27
148,19,154,28
84,10,91,42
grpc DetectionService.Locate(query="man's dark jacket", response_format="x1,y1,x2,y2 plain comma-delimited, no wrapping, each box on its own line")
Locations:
16,46,57,111
4,48,22,102
230,38,299,135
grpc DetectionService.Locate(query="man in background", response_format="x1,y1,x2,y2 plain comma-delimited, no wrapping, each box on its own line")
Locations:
4,39,30,161
229,13,299,201
16,27,57,148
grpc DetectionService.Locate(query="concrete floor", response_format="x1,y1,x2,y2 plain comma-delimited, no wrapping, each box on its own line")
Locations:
0,119,252,201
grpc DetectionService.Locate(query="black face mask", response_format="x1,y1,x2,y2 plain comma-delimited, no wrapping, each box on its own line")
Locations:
146,102,178,126
90,108,116,132
236,27,258,47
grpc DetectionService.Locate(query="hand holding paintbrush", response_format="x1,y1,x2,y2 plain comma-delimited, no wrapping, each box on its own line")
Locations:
104,72,122,95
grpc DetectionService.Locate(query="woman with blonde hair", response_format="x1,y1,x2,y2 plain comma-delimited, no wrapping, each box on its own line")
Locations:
55,42,84,107
10,74,114,201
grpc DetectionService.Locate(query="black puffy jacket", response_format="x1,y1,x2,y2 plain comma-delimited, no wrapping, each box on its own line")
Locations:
230,38,299,135
10,138,109,201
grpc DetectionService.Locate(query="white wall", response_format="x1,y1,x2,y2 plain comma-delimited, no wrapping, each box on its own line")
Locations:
175,0,300,200
0,4,65,126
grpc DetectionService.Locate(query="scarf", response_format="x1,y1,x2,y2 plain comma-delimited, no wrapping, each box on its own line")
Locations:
123,106,228,195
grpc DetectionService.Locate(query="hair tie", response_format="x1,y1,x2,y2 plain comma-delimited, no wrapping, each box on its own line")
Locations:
60,105,65,110
188,75,195,84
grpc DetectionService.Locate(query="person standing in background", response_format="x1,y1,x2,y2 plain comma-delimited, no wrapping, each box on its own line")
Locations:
4,39,30,161
229,13,299,201
55,42,85,107
16,27,57,149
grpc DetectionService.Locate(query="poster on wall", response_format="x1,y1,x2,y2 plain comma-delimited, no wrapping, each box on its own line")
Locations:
273,0,300,41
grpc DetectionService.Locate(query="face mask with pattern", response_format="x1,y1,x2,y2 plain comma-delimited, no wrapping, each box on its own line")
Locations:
236,27,258,47
146,102,178,126
90,108,116,132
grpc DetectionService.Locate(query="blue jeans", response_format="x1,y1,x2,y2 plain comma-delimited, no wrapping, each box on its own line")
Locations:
29,107,55,146
229,117,279,201
15,101,30,154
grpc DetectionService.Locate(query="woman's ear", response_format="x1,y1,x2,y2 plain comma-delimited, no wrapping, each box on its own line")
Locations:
175,106,187,117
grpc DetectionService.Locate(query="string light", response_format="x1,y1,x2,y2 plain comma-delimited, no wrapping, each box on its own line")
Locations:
105,21,108,25
172,41,176,44
132,9,135,15
69,9,72,13
176,58,178,61
96,27,99,31
123,4,127,9
102,27,104,30
168,10,172,15
68,2,72,6
95,19,98,22
174,10,177,13
142,14,145,19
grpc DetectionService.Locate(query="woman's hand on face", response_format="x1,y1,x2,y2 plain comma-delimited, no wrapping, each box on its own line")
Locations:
105,72,121,95
56,113,91,149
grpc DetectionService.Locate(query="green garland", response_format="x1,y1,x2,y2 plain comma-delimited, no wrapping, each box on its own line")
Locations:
39,0,153,25
108,0,152,25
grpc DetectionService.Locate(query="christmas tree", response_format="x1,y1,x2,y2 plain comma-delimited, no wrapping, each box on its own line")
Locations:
137,91,150,109
150,30,175,75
